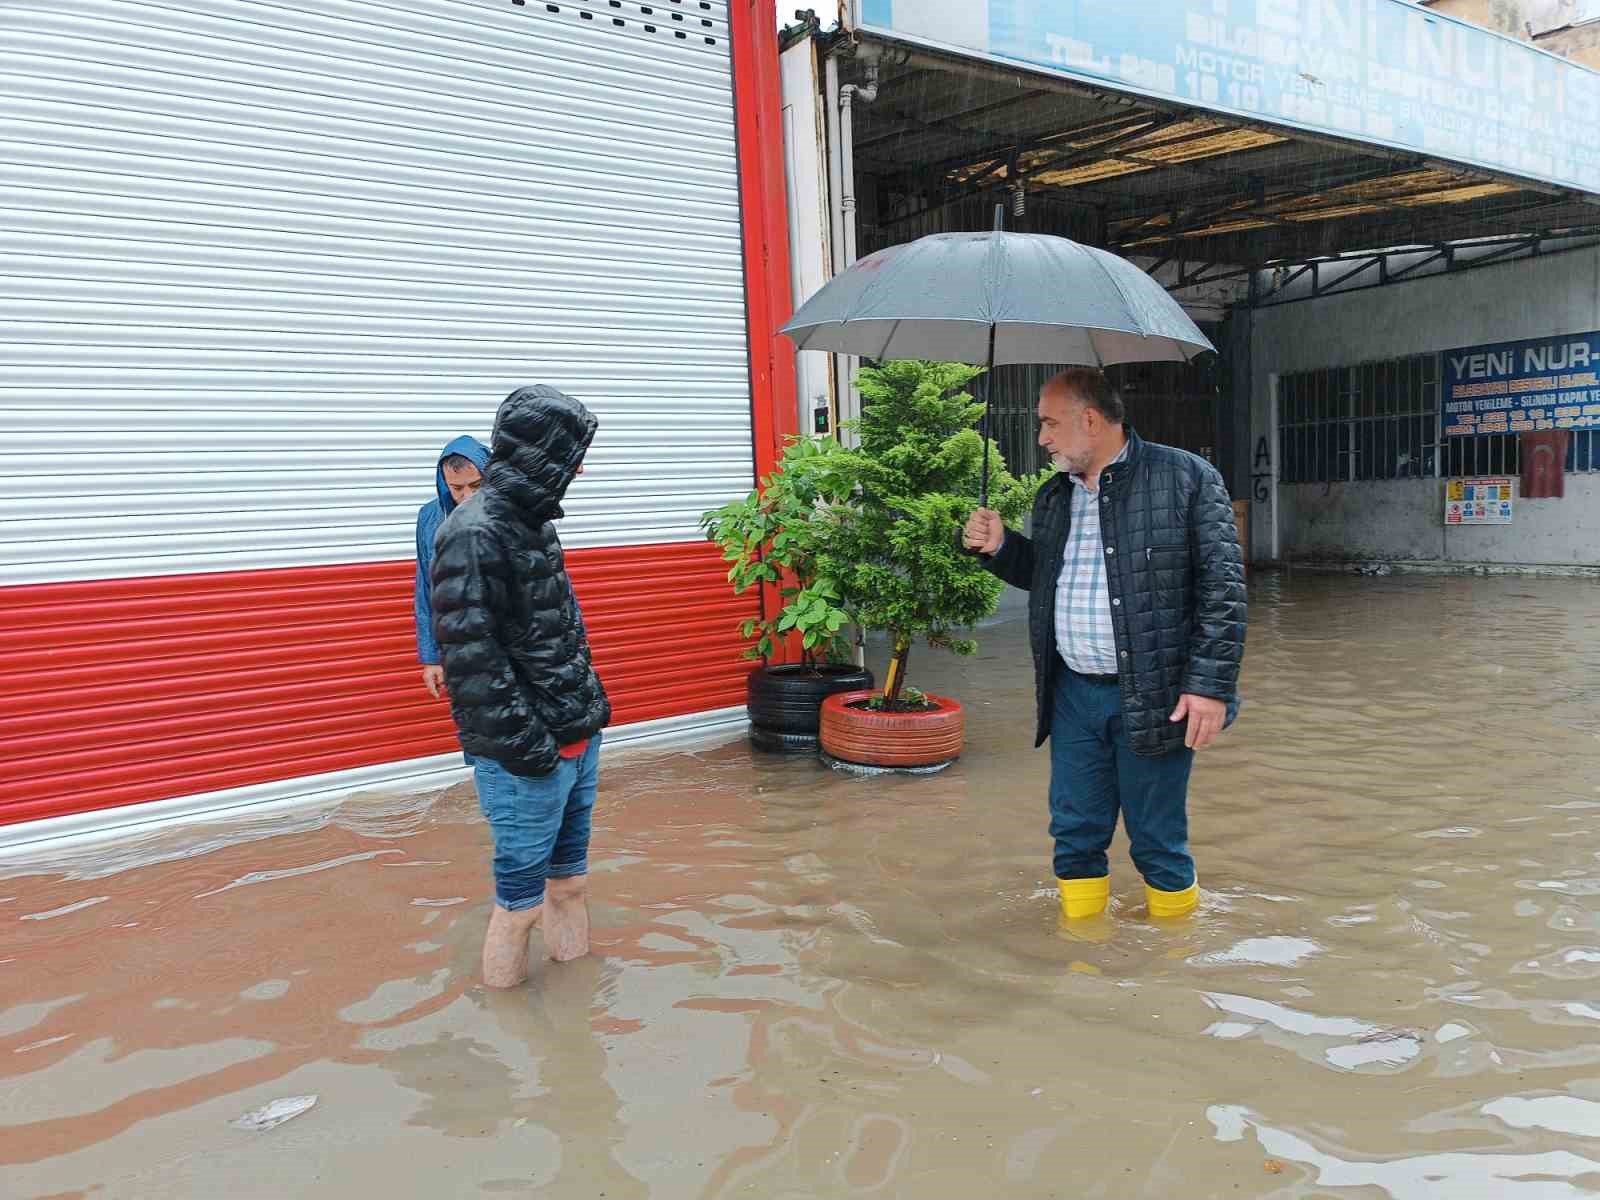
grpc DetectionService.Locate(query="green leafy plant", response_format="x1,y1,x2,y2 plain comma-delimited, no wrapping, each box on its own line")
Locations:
701,435,853,666
702,360,1050,698
863,686,929,712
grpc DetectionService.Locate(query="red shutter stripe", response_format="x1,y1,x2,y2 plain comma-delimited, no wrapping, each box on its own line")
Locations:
0,541,757,826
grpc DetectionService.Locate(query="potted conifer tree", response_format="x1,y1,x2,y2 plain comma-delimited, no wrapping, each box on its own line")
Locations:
705,360,1047,768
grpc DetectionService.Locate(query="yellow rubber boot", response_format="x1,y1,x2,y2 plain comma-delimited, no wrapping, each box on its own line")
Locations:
1146,881,1199,918
1058,876,1110,920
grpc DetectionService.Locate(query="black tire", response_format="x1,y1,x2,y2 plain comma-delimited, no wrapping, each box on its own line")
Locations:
746,664,874,735
748,725,820,754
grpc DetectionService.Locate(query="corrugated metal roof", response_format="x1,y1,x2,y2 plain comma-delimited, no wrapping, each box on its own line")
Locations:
1115,168,1525,246
1030,122,1288,189
847,36,1600,270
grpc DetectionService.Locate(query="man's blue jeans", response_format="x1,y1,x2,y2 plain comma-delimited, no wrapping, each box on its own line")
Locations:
1048,666,1195,892
471,735,601,912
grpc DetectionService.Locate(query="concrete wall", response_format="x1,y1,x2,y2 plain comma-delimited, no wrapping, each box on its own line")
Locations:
1249,246,1600,567
1278,479,1439,562
1281,476,1600,565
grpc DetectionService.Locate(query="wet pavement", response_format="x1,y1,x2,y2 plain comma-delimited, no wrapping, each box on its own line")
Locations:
6,570,1600,1198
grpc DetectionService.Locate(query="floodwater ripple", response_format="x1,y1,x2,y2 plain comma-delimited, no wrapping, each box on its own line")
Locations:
2,573,1599,1198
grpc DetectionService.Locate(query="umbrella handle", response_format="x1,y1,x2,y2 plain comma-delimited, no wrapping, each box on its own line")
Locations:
978,205,1002,507
963,324,999,557
978,323,996,508
978,404,991,508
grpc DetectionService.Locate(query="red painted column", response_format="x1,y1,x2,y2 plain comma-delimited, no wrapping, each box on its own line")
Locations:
729,0,802,658
729,0,799,483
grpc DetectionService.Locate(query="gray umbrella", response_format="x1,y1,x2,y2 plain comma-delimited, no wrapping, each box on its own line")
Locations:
780,216,1213,504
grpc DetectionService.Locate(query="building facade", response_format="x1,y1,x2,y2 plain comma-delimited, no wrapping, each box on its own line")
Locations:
0,0,796,842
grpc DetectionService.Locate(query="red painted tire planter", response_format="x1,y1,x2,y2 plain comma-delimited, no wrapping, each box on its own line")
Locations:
818,690,965,768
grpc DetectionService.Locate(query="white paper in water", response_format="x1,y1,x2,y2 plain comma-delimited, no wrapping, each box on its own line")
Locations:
231,1095,318,1132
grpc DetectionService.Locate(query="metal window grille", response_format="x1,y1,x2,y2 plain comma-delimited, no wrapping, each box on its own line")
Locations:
1444,421,1600,477
1282,356,1600,483
1277,353,1438,484
1573,430,1599,471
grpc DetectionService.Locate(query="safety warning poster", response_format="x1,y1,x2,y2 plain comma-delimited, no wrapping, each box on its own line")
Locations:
1445,478,1514,525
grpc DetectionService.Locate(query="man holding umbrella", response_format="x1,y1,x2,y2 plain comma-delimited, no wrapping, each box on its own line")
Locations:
963,367,1244,921
782,214,1245,923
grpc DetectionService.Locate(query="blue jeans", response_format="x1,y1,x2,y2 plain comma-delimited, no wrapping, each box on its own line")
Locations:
472,735,602,911
1048,667,1195,892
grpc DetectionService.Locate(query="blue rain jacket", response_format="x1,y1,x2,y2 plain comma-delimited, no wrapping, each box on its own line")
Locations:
414,435,491,664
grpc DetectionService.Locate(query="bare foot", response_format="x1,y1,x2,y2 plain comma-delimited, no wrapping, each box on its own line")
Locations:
482,903,542,988
543,876,591,963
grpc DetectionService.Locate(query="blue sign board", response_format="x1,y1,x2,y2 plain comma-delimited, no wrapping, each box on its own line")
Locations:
1442,332,1600,436
854,0,1600,195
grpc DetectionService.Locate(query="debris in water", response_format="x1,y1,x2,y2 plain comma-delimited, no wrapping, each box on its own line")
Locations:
232,1095,318,1132
1264,1159,1285,1174
819,752,954,777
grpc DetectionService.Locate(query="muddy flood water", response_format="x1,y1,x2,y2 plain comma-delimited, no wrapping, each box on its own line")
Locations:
6,572,1600,1199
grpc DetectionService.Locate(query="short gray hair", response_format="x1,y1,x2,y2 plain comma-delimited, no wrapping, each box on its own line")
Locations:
1046,367,1124,423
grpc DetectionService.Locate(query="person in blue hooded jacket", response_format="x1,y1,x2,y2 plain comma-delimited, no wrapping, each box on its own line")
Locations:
416,436,492,703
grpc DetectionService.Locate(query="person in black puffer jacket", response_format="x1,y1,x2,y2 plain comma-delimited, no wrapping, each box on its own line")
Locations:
431,384,612,987
963,368,1245,925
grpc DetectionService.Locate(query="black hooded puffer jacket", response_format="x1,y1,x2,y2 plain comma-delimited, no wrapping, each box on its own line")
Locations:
431,385,611,776
984,428,1246,757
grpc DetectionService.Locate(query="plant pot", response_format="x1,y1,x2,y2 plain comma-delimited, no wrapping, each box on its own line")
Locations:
818,689,965,768
747,664,874,752
748,726,825,755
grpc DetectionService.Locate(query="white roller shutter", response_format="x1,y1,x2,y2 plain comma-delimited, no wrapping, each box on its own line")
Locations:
0,0,751,585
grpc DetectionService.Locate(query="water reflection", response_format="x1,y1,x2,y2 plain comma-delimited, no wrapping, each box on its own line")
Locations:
3,573,1600,1197
1211,1103,1600,1198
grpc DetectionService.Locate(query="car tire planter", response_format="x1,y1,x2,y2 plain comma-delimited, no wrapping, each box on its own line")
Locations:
747,726,824,755
747,664,874,752
818,690,965,768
